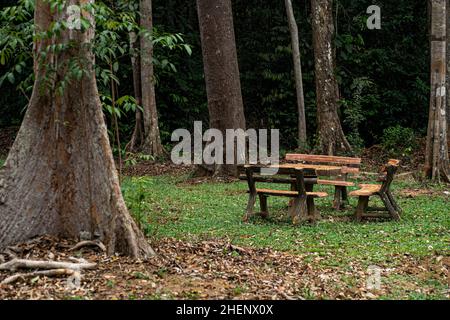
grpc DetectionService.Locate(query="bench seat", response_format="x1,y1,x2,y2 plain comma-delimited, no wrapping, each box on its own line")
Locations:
349,184,381,196
253,189,328,198
349,161,402,222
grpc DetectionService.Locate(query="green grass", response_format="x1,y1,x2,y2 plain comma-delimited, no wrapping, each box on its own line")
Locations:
0,158,5,167
122,175,449,266
122,174,449,299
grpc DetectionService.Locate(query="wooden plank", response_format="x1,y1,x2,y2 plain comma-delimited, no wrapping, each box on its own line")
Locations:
341,167,360,174
276,164,342,176
238,175,317,185
388,159,401,166
254,189,328,198
317,179,355,187
285,153,362,165
242,164,317,176
349,184,381,196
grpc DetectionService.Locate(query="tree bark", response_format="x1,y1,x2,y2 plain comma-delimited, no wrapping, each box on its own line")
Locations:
140,0,165,157
196,0,247,176
127,31,145,153
447,0,450,146
285,0,307,148
311,0,352,155
425,0,450,182
0,0,154,258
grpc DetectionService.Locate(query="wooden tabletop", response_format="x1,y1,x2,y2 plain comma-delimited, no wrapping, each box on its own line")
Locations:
271,163,343,176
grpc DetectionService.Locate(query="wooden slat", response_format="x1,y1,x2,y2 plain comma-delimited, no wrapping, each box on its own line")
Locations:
276,164,342,176
241,165,317,176
254,189,328,198
388,159,401,166
317,179,355,187
341,167,360,174
285,153,361,165
349,184,381,196
238,175,317,185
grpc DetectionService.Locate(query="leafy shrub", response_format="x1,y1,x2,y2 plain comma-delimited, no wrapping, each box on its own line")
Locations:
381,125,417,157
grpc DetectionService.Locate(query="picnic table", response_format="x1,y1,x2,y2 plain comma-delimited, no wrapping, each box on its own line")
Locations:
240,164,343,224
240,157,402,224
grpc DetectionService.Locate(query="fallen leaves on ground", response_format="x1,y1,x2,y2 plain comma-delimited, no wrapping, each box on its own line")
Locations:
0,236,448,300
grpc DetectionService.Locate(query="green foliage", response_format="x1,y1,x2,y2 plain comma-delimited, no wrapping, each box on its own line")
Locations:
0,0,190,137
0,0,431,151
124,152,154,167
341,77,376,152
381,125,417,158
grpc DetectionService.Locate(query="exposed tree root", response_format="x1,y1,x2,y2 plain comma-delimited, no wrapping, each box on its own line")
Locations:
1,269,76,285
0,257,95,286
69,240,106,253
0,258,96,272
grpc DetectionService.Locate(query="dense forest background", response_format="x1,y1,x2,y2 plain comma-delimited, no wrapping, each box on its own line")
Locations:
0,0,429,153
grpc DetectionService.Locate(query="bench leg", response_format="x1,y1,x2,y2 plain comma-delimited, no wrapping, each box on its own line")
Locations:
243,193,257,222
355,196,369,222
380,193,401,221
290,196,308,225
387,190,402,214
307,196,320,223
333,186,343,210
259,194,269,218
288,182,296,208
342,186,349,204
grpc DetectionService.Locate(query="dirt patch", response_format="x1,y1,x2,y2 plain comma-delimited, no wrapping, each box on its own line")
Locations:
0,237,447,300
123,161,193,177
361,139,426,174
400,188,449,198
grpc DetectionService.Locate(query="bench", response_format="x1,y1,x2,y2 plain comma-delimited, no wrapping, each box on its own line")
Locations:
240,165,328,224
285,154,361,210
349,159,402,221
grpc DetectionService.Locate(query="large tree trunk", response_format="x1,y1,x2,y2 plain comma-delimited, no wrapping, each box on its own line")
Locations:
311,0,351,155
196,0,247,176
285,0,307,148
425,0,450,182
127,31,145,153
0,0,154,258
140,0,165,157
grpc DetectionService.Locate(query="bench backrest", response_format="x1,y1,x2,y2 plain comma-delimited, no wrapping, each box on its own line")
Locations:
285,154,361,174
380,159,400,193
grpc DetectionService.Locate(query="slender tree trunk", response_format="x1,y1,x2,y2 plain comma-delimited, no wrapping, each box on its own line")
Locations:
196,0,247,176
127,31,145,153
140,0,165,157
0,0,154,258
311,0,351,155
285,0,307,148
425,0,450,182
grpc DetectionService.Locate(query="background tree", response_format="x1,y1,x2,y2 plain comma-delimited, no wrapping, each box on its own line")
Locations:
285,0,307,148
311,0,352,155
140,0,165,156
0,0,154,258
0,0,432,160
196,0,246,176
127,8,144,152
425,0,450,182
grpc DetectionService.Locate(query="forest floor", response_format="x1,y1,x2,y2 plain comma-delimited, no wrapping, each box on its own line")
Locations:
0,129,448,300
